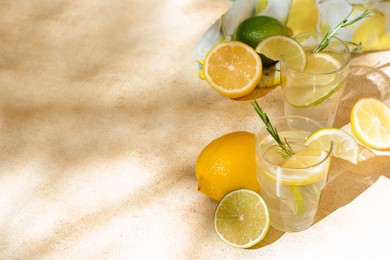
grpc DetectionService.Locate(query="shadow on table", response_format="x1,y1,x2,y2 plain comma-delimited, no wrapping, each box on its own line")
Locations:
250,153,390,249
250,63,390,249
335,64,390,128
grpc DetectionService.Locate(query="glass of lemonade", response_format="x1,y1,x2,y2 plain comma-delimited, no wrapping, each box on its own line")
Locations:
280,32,351,127
255,116,332,232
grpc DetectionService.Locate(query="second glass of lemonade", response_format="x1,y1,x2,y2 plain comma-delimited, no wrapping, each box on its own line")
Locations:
255,116,332,232
281,32,351,127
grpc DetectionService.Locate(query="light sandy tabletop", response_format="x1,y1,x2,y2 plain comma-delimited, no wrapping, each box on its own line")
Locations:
1,0,390,259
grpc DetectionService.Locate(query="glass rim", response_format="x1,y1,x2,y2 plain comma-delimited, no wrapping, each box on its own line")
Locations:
255,115,333,171
281,31,351,76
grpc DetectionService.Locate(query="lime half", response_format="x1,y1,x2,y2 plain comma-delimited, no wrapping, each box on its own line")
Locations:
305,128,360,164
283,52,343,108
214,189,270,248
255,35,307,71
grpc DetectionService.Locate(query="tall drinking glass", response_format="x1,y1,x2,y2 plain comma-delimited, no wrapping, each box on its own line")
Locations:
255,116,332,232
281,32,351,127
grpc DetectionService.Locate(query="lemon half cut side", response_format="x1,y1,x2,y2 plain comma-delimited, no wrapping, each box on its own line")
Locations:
204,41,262,98
351,98,390,150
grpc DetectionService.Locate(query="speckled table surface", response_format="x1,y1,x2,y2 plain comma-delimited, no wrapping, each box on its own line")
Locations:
1,0,390,259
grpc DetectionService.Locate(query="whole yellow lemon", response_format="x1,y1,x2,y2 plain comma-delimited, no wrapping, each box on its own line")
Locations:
196,131,260,201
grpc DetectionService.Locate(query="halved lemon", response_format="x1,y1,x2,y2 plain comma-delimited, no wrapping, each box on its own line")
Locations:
283,52,343,108
305,128,360,164
351,98,390,150
255,35,307,71
203,41,262,98
214,189,270,248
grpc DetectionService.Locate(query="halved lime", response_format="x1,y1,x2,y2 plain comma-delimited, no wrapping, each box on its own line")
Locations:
214,189,270,248
255,35,307,71
283,52,343,108
305,128,360,164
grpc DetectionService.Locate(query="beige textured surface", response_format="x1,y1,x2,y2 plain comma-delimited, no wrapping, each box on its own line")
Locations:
0,0,390,258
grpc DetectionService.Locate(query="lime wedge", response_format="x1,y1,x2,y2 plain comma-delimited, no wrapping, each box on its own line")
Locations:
255,35,307,71
305,128,360,164
283,52,343,108
281,147,329,216
214,189,270,248
289,186,305,216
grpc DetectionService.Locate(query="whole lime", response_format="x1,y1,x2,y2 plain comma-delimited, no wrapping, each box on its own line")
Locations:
233,16,288,66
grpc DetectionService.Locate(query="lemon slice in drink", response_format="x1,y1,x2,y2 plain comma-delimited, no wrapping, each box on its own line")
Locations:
280,146,329,185
214,189,270,248
283,53,343,108
204,41,262,98
351,98,390,150
255,35,307,71
305,128,360,164
260,147,328,186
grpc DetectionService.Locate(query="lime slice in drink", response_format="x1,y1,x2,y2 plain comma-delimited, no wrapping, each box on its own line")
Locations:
305,128,360,164
305,52,342,73
281,147,328,216
214,189,270,248
283,52,343,108
289,186,305,216
255,35,307,71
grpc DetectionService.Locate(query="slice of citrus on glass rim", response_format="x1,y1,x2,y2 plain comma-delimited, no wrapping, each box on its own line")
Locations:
203,41,262,98
350,98,390,150
282,52,343,108
305,128,360,164
214,189,270,248
255,35,307,71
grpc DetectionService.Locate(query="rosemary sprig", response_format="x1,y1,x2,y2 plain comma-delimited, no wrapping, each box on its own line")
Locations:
313,9,370,53
251,100,294,157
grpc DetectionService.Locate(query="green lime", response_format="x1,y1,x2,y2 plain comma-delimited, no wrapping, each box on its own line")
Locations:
214,189,270,248
233,16,288,66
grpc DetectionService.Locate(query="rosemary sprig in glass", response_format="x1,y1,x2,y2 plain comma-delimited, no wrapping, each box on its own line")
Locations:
251,100,294,157
313,9,370,53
